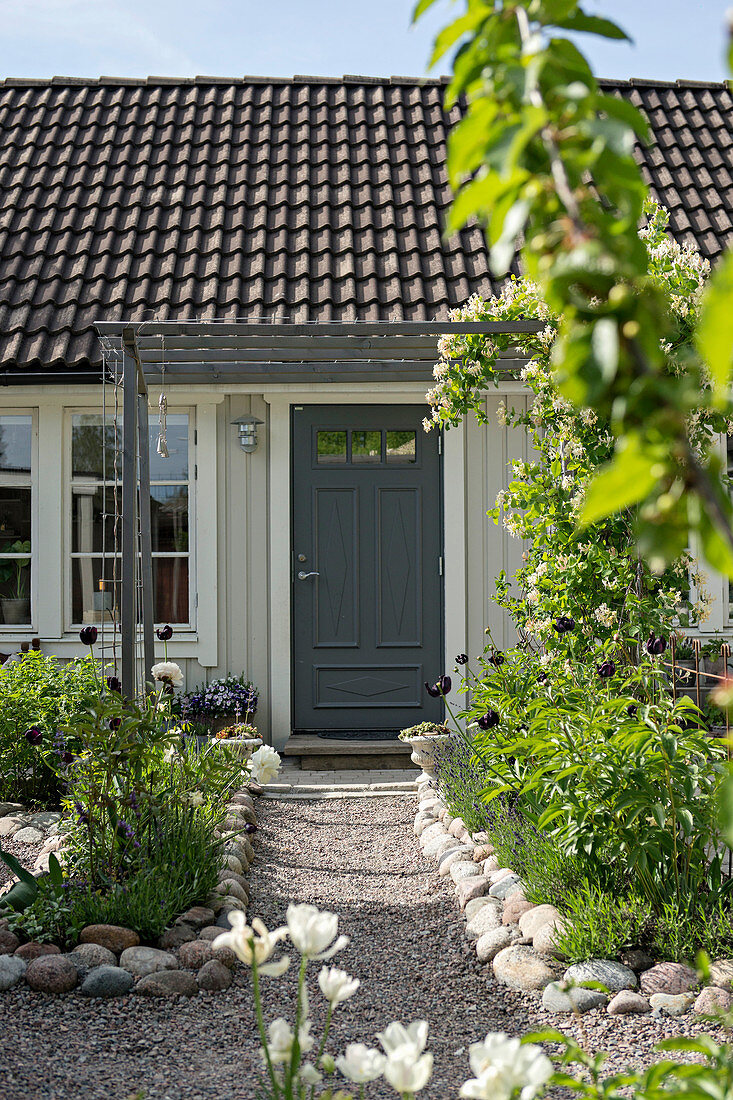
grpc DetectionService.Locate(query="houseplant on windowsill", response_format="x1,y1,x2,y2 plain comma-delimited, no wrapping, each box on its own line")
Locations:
0,540,31,625
399,721,452,784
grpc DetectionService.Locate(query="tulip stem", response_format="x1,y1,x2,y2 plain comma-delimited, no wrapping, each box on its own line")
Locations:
251,958,281,1098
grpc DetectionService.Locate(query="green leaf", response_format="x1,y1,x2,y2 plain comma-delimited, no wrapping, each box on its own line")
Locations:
580,435,660,527
48,852,63,887
0,879,37,912
555,10,630,40
696,249,733,404
412,0,439,23
719,768,733,847
0,845,39,889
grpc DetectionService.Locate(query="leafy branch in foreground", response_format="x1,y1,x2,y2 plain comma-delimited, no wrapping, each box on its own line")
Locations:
417,0,733,575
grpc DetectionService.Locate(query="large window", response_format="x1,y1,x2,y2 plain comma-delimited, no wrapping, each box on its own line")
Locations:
70,411,193,628
0,414,34,628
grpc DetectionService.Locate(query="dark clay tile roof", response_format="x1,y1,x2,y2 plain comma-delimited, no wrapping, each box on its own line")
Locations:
0,75,732,371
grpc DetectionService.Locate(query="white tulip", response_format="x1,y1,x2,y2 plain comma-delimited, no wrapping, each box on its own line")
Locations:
298,1063,322,1086
286,903,350,960
335,1043,386,1084
151,661,184,687
213,912,289,976
266,1018,295,1065
460,1033,553,1100
249,744,282,785
383,1046,434,1093
318,965,360,1005
377,1020,429,1057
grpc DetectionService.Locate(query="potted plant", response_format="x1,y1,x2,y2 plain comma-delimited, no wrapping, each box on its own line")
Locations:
671,634,698,687
701,635,730,684
0,539,31,624
213,722,262,760
175,675,258,735
399,722,452,784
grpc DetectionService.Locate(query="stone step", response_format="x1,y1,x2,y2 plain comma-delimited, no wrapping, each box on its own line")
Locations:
282,734,417,772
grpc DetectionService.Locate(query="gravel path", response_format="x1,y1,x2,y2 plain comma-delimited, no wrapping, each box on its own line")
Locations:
0,795,728,1100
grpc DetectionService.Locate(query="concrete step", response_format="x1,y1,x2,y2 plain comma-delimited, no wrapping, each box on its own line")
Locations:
283,733,417,772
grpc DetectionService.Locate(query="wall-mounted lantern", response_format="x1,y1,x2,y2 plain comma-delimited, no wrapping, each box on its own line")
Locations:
232,414,263,454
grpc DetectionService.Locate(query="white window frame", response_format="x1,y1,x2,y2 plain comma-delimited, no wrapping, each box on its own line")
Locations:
0,409,38,633
64,407,197,633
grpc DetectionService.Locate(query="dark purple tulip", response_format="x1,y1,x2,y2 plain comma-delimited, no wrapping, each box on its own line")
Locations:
156,625,173,641
627,704,638,718
488,652,505,667
106,676,122,694
24,726,42,745
455,654,468,665
553,616,575,634
598,660,616,678
424,680,441,698
79,626,98,646
646,633,667,656
537,671,548,683
477,709,500,730
244,822,257,834
438,675,452,695
110,717,122,730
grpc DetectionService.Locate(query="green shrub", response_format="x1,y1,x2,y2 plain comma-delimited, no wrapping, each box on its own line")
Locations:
0,652,99,806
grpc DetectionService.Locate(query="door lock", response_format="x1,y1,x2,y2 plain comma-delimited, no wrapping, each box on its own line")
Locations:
297,571,320,580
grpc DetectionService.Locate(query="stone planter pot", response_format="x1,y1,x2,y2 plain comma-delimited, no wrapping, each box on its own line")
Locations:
1,598,30,625
407,733,452,786
206,715,257,735
214,737,262,762
673,658,698,688
703,655,728,686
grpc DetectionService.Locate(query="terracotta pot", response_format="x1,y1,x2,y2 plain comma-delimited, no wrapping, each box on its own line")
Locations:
407,733,452,786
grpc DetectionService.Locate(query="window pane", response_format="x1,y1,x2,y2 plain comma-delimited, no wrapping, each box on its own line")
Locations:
71,558,120,625
71,486,119,554
317,431,347,464
0,486,31,549
351,430,381,463
149,414,189,481
386,430,416,463
72,412,189,482
152,486,188,551
153,557,189,623
0,415,31,475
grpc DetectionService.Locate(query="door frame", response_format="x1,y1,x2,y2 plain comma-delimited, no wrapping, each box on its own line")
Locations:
264,389,467,750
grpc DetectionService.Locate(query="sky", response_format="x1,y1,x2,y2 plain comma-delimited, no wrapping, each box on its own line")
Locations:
0,0,729,83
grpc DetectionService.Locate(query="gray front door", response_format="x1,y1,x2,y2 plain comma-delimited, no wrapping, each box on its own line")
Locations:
292,405,443,731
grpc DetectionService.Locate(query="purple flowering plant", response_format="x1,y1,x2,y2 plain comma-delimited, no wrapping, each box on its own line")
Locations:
176,674,258,727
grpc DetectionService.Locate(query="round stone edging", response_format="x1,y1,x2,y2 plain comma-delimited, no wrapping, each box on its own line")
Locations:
412,780,730,1020
0,785,260,999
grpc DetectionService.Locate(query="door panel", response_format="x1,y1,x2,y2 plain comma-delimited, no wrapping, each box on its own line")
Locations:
292,405,443,731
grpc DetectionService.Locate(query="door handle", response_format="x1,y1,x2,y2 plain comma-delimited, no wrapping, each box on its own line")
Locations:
298,571,320,580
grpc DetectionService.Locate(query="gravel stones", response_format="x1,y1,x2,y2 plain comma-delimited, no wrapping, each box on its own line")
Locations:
0,955,26,991
178,941,214,970
542,982,607,1014
519,905,562,940
159,924,196,950
607,991,652,1015
476,927,513,963
197,960,232,991
693,986,732,1014
466,904,502,942
709,959,733,991
25,955,79,993
80,966,135,999
14,942,61,962
119,946,178,978
175,906,215,931
135,970,198,998
13,827,43,845
71,943,117,969
563,960,637,993
649,992,695,1016
492,946,560,991
80,924,140,954
0,930,20,955
640,962,698,996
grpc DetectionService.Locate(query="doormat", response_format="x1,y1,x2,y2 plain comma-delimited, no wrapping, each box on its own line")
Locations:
315,730,400,741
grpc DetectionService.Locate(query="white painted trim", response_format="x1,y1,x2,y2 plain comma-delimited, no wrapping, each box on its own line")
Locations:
195,404,218,665
36,406,62,638
443,422,467,712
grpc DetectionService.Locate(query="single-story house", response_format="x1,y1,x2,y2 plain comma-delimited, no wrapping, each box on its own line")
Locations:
0,75,731,749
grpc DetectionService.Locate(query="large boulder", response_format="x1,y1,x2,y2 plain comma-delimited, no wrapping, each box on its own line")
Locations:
178,941,214,970
0,930,20,955
14,942,60,962
450,861,481,885
563,959,637,993
542,982,607,1014
456,876,490,909
710,960,733,992
502,895,534,926
693,986,732,1015
119,946,178,978
492,946,560,991
81,966,135,998
71,943,117,969
175,906,216,931
519,905,563,941
466,903,502,942
640,962,698,996
135,970,198,998
607,991,652,1015
79,924,140,954
0,955,26,991
197,960,232,991
476,927,513,963
25,954,79,993
649,992,695,1016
